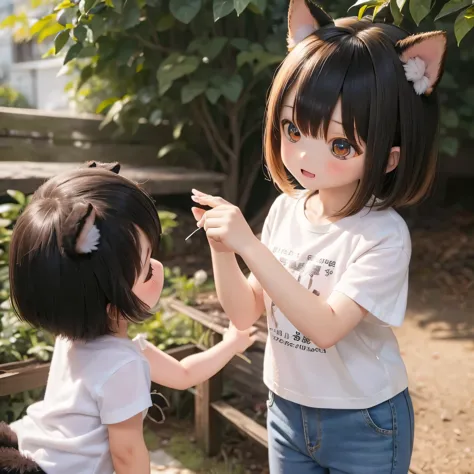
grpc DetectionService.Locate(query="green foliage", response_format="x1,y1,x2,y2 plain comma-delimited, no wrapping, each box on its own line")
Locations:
0,85,30,108
351,0,474,44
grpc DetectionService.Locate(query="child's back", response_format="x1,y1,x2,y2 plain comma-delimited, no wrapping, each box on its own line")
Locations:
12,335,150,474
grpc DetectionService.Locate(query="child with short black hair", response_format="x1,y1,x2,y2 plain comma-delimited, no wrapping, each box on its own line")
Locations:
0,162,255,474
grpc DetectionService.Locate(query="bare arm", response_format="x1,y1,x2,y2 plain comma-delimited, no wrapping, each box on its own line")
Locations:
142,325,255,388
242,239,366,349
211,249,265,330
108,413,150,474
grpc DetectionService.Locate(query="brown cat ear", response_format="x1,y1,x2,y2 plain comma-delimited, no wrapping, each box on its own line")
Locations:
396,31,447,95
287,0,334,50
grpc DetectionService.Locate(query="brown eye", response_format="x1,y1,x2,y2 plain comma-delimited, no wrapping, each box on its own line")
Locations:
331,138,355,159
282,120,301,143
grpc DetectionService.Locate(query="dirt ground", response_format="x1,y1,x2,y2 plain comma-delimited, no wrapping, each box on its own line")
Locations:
162,205,474,474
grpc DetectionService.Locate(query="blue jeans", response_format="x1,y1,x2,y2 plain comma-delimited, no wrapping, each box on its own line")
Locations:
267,389,414,474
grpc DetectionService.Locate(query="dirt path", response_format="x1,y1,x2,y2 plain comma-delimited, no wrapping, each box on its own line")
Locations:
396,288,474,474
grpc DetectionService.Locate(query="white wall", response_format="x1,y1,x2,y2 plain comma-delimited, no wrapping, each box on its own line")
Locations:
9,57,71,110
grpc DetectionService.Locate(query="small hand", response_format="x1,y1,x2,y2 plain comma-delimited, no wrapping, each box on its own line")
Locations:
191,189,258,256
190,206,231,253
223,322,258,353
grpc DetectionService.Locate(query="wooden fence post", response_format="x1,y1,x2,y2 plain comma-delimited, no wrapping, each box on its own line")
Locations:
194,332,223,456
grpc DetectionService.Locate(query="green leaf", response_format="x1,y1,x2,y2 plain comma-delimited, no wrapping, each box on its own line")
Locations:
396,0,407,10
157,141,187,159
230,37,250,51
173,122,185,139
213,0,234,21
220,74,243,102
121,0,141,29
250,0,266,13
441,109,459,128
63,42,83,64
454,7,474,44
73,25,87,42
435,0,471,20
37,23,65,43
390,0,403,25
149,109,163,125
170,0,202,24
156,54,200,95
349,0,381,11
205,87,221,104
54,0,75,10
54,29,69,54
409,0,432,25
156,14,175,31
88,15,107,40
77,64,93,90
6,190,25,206
56,8,76,27
112,0,124,14
181,80,207,103
188,37,227,60
234,0,251,16
440,136,459,157
79,0,96,14
30,14,54,36
96,97,119,114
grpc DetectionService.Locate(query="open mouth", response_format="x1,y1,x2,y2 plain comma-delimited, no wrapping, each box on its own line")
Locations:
301,169,315,178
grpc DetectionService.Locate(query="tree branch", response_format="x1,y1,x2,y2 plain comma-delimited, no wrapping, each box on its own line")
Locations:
242,120,263,147
191,103,228,172
133,34,174,54
240,151,264,211
200,96,236,160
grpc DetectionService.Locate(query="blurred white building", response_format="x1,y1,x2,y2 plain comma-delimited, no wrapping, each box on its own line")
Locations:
0,0,71,110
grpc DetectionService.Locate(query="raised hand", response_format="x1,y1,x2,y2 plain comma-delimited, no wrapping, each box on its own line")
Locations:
191,189,258,256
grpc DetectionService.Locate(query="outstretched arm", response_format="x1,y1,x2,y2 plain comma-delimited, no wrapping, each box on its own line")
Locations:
142,323,256,389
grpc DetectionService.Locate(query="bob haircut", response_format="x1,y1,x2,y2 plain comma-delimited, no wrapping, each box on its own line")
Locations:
264,16,441,216
9,165,161,340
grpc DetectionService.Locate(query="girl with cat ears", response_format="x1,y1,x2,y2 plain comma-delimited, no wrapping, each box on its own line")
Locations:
191,2,447,473
1,162,256,474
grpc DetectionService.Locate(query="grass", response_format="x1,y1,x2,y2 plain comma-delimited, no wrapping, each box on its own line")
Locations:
145,426,245,474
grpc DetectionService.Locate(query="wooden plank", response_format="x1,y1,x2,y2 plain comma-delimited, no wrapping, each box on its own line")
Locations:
0,162,225,196
0,362,50,396
0,344,197,397
195,332,223,456
0,107,168,145
211,400,268,448
169,299,267,345
0,137,161,166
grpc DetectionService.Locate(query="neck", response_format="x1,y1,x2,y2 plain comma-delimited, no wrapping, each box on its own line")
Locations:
114,317,129,338
308,182,358,220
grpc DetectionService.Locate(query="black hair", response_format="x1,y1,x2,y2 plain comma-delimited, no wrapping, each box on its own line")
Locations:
265,17,441,216
9,164,161,340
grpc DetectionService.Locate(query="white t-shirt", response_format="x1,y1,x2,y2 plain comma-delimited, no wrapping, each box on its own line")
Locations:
11,335,152,474
261,192,410,409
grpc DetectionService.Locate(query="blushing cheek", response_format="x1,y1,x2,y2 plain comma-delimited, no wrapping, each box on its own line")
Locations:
326,159,346,175
133,260,164,309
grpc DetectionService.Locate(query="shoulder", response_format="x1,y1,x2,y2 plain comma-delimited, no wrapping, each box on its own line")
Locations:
357,207,411,256
72,337,149,390
267,191,302,221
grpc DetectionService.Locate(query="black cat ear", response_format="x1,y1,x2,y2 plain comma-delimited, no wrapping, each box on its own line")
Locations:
85,161,121,174
110,163,121,174
287,0,334,50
